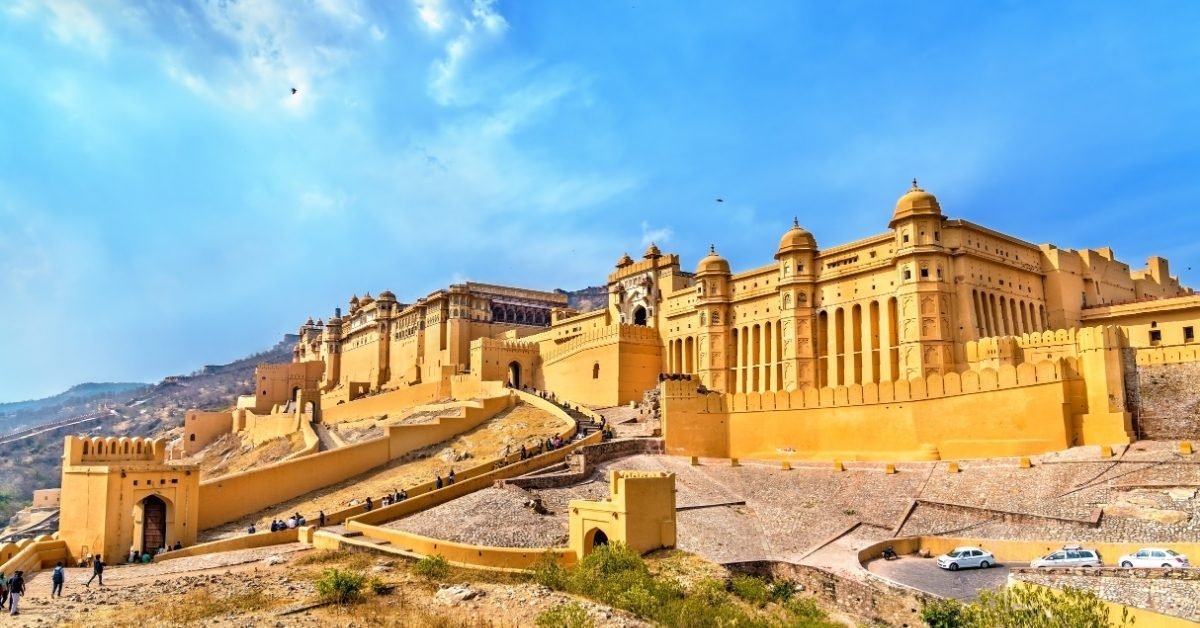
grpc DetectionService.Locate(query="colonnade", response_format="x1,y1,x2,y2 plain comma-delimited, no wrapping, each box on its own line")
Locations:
666,336,696,374
971,289,1047,338
731,321,783,393
814,297,901,388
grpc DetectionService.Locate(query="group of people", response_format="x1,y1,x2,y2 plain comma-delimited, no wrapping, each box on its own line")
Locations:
269,513,306,531
127,543,180,564
378,488,408,507
0,569,26,615
249,510,326,534
0,556,103,614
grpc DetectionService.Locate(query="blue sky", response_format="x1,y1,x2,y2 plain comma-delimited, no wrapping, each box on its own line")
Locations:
2,1,1199,402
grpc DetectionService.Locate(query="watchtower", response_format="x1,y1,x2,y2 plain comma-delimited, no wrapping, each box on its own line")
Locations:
568,471,676,557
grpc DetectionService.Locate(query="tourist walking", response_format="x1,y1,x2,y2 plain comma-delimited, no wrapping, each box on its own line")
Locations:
435,475,443,489
364,496,373,512
0,571,8,608
51,561,65,597
318,510,326,527
448,469,456,485
85,556,104,587
7,571,24,615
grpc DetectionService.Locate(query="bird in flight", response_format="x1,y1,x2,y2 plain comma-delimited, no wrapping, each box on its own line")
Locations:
291,87,298,95
715,198,724,203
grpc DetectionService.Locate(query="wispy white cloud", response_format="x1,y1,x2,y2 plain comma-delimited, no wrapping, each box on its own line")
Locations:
19,0,111,55
413,0,446,32
640,221,673,247
423,0,510,105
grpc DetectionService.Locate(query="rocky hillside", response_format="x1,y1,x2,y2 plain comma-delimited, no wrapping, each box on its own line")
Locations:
0,382,148,431
0,335,296,527
562,285,607,313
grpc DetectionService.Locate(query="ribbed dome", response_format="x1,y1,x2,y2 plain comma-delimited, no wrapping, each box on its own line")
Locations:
890,178,943,227
643,243,662,259
359,292,374,305
695,245,731,276
615,252,634,268
378,290,396,301
775,217,817,258
304,317,315,326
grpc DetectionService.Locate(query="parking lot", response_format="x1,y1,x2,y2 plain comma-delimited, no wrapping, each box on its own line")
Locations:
866,555,1023,601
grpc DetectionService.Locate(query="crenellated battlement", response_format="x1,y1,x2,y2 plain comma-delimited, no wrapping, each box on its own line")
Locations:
663,356,1067,414
64,435,168,466
473,337,539,352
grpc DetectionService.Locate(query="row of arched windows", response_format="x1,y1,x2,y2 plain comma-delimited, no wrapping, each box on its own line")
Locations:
972,290,1047,338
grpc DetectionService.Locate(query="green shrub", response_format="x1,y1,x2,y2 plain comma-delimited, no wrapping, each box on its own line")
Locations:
315,568,366,605
532,552,569,590
412,554,450,581
730,574,771,607
768,579,795,602
921,598,965,627
783,596,837,626
368,576,393,595
535,602,595,628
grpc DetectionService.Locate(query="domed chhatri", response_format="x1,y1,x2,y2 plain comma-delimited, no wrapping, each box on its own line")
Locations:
695,244,731,275
890,178,943,227
378,290,397,302
615,252,634,268
775,217,817,258
643,242,663,259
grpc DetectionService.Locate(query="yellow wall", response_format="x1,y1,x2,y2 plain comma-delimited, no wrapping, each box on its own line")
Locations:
0,537,68,576
319,379,447,424
182,411,234,455
568,471,677,558
196,391,514,529
663,361,1077,461
58,436,201,563
154,527,300,562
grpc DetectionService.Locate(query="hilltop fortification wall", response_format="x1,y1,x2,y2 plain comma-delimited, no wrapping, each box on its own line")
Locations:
663,326,1137,461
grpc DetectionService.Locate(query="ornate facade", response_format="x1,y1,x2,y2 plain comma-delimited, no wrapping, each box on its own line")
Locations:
293,282,567,402
474,180,1195,408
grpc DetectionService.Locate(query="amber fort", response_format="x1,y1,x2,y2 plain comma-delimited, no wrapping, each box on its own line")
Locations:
8,181,1200,625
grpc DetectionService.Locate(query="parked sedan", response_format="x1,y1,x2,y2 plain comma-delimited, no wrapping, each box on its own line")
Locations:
1118,548,1190,568
936,547,996,571
1030,546,1102,569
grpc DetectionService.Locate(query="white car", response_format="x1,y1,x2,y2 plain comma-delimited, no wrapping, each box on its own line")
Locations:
1118,548,1190,568
1030,546,1102,569
936,546,995,571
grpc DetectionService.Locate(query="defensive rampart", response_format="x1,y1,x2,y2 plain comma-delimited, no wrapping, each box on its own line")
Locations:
196,391,514,529
0,536,69,576
663,326,1136,461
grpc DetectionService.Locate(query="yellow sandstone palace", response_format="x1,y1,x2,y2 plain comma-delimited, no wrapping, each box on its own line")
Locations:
37,179,1200,570
261,179,1199,462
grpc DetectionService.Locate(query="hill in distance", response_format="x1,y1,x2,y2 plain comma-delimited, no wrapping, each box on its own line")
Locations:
0,382,149,417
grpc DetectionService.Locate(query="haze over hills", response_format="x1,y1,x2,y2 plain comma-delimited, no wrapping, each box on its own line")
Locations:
0,382,148,421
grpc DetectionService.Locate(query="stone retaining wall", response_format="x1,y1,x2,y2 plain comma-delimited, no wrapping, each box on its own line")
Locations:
724,560,932,628
1125,357,1200,440
1012,567,1200,623
499,438,663,490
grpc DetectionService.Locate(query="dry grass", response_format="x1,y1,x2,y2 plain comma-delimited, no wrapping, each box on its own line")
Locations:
104,589,280,626
333,595,502,628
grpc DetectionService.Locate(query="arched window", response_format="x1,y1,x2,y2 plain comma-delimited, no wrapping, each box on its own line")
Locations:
592,363,601,379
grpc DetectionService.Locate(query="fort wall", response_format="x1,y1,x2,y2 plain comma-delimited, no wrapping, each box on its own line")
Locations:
319,379,448,424
182,411,234,455
196,390,514,529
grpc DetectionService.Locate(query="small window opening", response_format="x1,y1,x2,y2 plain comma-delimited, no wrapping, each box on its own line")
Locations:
1150,329,1162,345
920,268,929,278
1185,326,1194,342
